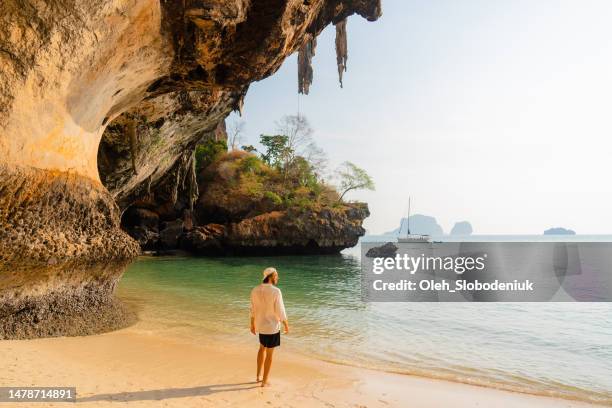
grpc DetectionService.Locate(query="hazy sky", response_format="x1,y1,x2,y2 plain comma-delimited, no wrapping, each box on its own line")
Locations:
228,0,612,235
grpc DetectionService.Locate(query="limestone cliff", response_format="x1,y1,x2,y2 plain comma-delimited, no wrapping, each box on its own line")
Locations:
0,0,380,339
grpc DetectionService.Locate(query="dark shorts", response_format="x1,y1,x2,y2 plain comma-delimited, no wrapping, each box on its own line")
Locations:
259,332,280,348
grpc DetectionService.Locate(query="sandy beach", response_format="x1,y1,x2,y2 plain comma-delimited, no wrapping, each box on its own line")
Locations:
0,322,606,408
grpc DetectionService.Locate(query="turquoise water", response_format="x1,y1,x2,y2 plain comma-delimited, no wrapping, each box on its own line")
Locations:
117,251,612,405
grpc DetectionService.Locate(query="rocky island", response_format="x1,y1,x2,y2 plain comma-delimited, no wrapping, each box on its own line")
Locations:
120,146,370,255
0,0,380,339
450,221,473,236
543,227,576,235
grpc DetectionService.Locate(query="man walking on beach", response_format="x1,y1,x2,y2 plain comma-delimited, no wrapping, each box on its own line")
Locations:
250,267,289,387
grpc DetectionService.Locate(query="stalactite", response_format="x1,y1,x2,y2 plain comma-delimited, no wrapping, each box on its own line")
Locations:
180,152,189,190
170,153,189,206
187,149,198,212
297,36,317,94
126,118,138,175
170,150,199,210
233,92,245,115
214,120,227,142
171,166,180,205
335,19,348,88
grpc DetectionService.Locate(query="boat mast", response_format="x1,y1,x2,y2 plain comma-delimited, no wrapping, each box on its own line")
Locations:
407,197,411,235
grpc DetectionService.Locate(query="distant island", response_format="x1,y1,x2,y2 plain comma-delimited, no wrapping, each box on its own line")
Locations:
386,214,444,236
450,221,473,236
383,216,477,236
543,227,576,235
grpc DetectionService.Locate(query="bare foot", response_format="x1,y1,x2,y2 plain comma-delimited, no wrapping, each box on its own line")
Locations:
261,381,271,388
256,377,262,382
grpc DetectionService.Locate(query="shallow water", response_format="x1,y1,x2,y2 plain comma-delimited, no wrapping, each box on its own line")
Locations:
117,252,612,405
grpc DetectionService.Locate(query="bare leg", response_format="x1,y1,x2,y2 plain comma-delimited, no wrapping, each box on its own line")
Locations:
261,347,275,387
256,344,265,382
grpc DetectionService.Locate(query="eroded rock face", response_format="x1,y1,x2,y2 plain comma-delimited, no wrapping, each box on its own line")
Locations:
0,0,380,338
0,165,139,339
182,205,370,256
98,90,232,209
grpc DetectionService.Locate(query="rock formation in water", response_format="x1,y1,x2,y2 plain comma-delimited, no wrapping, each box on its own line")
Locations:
121,149,369,255
0,0,381,339
450,221,473,236
543,227,576,235
183,206,369,255
365,242,397,258
387,215,444,236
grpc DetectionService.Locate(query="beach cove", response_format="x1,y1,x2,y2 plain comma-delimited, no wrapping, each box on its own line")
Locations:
0,318,606,408
3,254,609,407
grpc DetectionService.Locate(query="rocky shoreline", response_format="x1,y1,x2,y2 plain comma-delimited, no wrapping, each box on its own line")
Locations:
124,204,369,256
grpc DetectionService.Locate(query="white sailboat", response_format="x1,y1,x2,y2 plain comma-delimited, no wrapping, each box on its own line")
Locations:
397,197,431,243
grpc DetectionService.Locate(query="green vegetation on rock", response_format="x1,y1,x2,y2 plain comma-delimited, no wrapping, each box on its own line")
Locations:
195,139,228,173
194,114,374,222
198,150,339,220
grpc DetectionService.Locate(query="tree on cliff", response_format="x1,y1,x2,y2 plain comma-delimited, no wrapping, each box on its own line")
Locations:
336,161,375,201
227,119,246,150
276,115,327,175
259,115,328,185
260,134,289,167
276,115,314,167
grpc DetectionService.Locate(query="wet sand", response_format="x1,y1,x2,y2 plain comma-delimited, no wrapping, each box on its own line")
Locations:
0,322,606,408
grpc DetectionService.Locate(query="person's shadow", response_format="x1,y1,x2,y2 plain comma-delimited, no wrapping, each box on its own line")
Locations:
77,382,259,402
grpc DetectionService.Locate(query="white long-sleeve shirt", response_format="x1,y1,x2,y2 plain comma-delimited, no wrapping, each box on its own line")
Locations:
250,283,287,335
